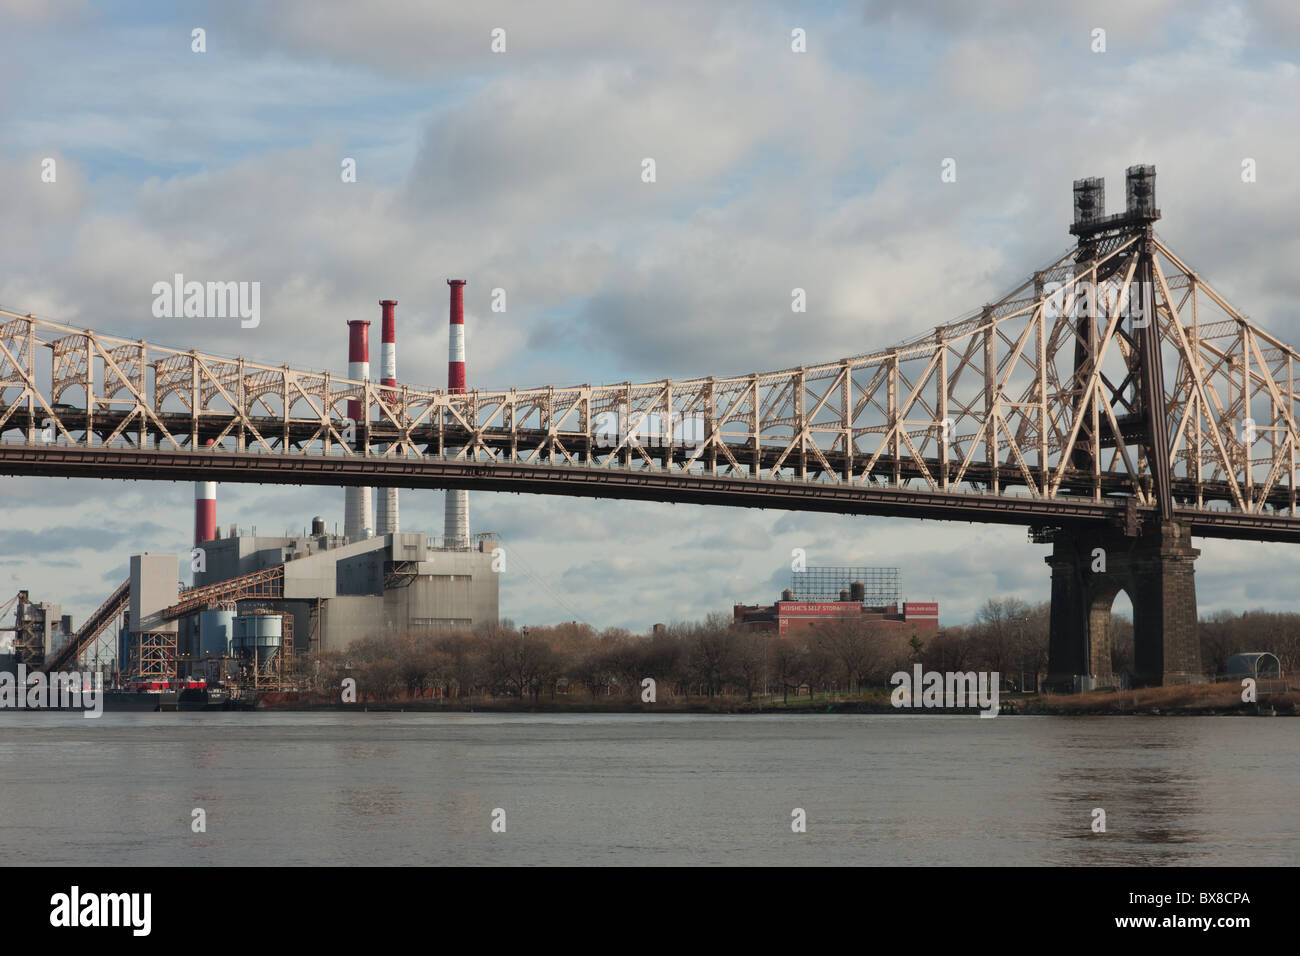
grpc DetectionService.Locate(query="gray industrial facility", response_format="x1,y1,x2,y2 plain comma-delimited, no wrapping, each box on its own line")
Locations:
0,593,72,672
182,522,500,657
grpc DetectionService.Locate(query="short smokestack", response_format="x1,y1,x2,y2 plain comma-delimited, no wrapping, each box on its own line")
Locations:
344,319,374,541
194,438,216,547
375,299,400,537
445,279,469,548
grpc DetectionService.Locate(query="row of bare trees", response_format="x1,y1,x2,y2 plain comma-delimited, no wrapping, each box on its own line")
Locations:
1201,610,1300,676
918,598,1049,688
924,598,1300,680
307,599,1298,703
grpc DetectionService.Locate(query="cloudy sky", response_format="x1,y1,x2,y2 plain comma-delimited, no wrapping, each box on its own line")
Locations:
2,0,1299,630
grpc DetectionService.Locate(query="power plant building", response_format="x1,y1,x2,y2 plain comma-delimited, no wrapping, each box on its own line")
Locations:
22,282,500,685
172,284,498,662
183,525,500,657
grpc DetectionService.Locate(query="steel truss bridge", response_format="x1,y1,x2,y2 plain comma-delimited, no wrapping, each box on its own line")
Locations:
2,181,1300,548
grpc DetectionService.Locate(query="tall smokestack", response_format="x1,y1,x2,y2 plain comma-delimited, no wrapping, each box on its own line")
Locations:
194,438,216,547
445,279,469,548
447,279,466,394
375,299,400,537
194,482,216,546
344,319,373,540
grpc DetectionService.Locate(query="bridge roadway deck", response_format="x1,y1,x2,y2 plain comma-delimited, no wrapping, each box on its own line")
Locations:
2,442,1298,543
4,407,1297,513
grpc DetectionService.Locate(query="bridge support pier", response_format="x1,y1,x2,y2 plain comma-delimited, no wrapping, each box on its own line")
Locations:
1045,520,1202,691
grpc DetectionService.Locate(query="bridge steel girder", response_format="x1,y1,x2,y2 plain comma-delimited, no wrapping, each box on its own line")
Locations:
4,443,1300,543
1,227,1296,540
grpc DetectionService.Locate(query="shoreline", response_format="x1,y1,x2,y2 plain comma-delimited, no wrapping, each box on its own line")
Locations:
255,683,1297,717
4,684,1289,716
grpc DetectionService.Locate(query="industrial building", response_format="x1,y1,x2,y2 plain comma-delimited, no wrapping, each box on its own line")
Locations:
180,523,500,658
156,283,497,680
0,591,72,671
24,280,501,696
733,567,939,638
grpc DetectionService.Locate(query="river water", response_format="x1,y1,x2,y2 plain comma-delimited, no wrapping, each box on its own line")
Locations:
1,713,1295,865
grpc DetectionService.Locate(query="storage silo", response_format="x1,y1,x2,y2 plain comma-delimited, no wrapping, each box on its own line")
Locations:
198,609,235,657
233,612,282,665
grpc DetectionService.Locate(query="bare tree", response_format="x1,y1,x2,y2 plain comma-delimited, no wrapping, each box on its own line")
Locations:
921,627,972,673
971,597,1031,677
769,636,806,703
599,630,642,697
730,628,767,701
800,635,836,700
686,616,737,698
816,616,881,693
435,632,482,701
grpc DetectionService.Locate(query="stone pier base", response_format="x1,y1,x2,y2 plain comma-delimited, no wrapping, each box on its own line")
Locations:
1045,520,1202,690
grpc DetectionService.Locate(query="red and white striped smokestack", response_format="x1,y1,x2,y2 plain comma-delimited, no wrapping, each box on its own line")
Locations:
194,482,216,546
376,300,400,536
445,280,469,548
347,319,371,398
380,299,398,394
194,438,216,547
344,319,374,540
447,279,466,395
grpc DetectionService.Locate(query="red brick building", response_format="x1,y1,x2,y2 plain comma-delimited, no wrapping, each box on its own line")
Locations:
733,598,939,637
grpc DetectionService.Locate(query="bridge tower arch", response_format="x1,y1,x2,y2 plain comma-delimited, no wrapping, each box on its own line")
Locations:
1085,581,1126,687
1045,521,1201,689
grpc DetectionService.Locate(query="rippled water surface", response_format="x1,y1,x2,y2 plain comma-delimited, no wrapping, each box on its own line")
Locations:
1,712,1295,865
